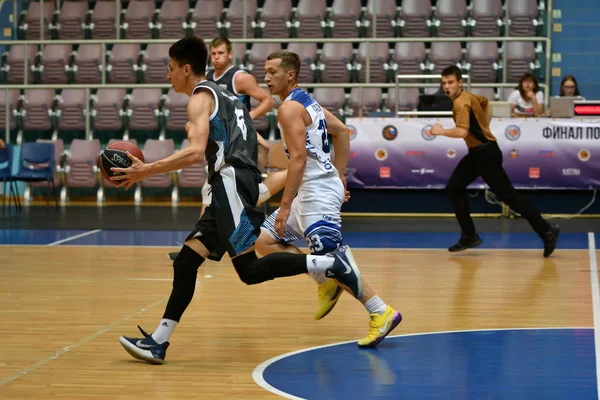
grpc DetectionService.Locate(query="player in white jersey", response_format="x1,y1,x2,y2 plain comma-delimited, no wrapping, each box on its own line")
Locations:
255,50,402,347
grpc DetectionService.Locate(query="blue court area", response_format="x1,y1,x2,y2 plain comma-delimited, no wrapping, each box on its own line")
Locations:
255,329,597,400
0,228,594,249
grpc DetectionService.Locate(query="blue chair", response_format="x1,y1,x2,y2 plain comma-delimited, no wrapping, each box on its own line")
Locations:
13,142,59,209
0,143,21,211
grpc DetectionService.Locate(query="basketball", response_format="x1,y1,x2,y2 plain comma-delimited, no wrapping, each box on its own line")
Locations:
99,141,145,181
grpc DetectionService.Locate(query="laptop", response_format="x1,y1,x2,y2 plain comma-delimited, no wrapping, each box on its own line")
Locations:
550,96,578,118
492,102,512,118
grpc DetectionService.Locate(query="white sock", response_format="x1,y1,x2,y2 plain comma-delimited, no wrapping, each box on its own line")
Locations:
306,255,335,274
364,296,387,315
310,271,328,284
151,319,178,344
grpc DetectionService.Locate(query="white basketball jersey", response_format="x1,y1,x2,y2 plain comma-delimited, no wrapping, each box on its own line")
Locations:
279,88,343,214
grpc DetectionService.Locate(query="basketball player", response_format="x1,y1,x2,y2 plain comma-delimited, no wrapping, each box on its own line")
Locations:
254,50,402,347
167,37,285,262
111,36,365,364
429,65,560,257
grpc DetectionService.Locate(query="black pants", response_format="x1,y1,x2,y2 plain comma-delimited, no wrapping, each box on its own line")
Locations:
446,141,550,237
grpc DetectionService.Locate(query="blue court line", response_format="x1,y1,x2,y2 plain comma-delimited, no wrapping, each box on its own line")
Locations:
0,229,593,249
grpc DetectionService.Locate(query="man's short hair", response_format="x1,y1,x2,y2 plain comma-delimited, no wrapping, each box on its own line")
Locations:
266,51,301,81
210,37,232,52
169,36,208,76
441,65,462,81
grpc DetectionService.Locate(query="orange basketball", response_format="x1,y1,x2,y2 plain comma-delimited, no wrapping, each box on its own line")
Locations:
99,141,145,182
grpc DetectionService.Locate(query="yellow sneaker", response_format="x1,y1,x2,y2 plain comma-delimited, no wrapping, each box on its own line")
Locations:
314,279,343,320
357,306,402,348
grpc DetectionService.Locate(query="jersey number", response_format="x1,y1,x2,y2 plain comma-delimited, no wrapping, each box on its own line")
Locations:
234,108,247,140
318,119,330,153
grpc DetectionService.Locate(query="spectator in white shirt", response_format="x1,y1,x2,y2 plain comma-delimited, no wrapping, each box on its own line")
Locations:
508,72,544,117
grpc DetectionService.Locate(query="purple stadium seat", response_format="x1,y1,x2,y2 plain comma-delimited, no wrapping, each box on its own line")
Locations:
57,1,88,39
5,45,37,84
365,0,397,38
507,0,539,37
399,0,432,37
320,42,353,83
142,44,170,83
73,44,102,84
141,139,174,188
177,139,207,189
393,42,426,80
56,89,86,132
330,0,362,38
22,0,55,40
386,88,419,111
65,139,101,188
295,0,326,38
127,88,161,132
90,1,118,39
93,89,126,131
225,0,257,38
0,90,20,131
122,0,155,39
164,88,189,133
505,41,535,82
258,0,291,38
191,0,223,39
429,42,462,74
471,0,503,37
312,88,345,117
348,88,382,117
157,0,188,39
39,44,71,84
357,42,390,83
435,0,467,37
22,89,55,131
466,42,498,83
107,44,140,83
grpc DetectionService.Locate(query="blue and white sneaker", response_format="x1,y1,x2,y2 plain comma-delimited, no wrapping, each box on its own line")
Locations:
325,245,363,299
119,325,169,364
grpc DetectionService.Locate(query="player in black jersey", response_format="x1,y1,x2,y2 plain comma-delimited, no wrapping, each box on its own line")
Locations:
113,36,365,364
167,37,286,261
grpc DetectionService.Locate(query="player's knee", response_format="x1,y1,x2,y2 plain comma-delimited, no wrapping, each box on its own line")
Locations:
173,245,205,282
305,224,342,255
232,251,267,285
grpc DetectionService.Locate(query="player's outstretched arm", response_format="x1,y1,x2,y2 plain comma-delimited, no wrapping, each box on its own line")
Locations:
111,91,211,189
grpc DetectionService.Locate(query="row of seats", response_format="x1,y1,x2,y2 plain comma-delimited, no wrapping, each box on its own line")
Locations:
1,40,542,85
0,86,524,145
22,138,207,201
19,0,544,40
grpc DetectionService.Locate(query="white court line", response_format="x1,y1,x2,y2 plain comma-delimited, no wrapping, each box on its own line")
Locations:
588,232,600,400
252,326,595,400
46,229,102,246
0,243,587,252
0,294,168,387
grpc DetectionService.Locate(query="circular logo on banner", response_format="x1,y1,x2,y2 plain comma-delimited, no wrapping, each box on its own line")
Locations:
382,125,398,141
421,125,436,141
348,125,357,141
446,149,457,159
375,148,388,161
510,149,519,159
505,125,521,141
578,149,591,162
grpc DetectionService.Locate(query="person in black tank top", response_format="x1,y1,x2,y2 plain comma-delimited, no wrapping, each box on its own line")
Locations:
113,36,365,365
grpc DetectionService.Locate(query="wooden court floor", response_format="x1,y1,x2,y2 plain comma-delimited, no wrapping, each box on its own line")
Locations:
0,244,593,399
